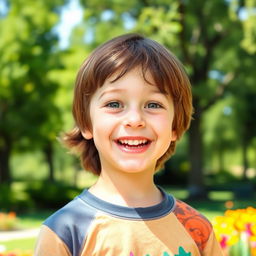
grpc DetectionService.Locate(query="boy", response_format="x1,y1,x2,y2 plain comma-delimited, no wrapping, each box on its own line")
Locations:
35,34,223,256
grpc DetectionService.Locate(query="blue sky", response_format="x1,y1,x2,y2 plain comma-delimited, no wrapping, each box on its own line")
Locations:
54,0,83,49
0,0,83,49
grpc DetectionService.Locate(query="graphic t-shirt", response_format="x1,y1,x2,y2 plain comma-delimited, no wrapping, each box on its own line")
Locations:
35,188,223,256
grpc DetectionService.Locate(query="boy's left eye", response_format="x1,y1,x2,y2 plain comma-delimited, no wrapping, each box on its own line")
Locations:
105,101,122,108
146,102,163,109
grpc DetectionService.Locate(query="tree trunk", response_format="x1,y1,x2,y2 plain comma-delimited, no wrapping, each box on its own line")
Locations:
188,110,207,199
44,141,55,182
0,136,12,184
218,144,224,172
242,136,249,180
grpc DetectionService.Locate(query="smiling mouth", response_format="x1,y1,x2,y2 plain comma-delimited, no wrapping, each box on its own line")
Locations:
116,139,151,149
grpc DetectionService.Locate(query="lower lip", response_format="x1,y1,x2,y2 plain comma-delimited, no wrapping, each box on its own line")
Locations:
115,142,151,153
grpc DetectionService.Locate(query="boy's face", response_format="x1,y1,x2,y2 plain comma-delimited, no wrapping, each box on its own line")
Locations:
82,68,176,176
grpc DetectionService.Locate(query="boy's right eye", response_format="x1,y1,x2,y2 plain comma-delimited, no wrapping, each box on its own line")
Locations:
105,101,121,108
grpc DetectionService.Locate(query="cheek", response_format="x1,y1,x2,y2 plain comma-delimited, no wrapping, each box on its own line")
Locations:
91,113,117,136
152,115,174,141
154,114,173,130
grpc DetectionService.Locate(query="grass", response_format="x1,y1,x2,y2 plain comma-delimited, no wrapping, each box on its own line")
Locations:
1,238,35,251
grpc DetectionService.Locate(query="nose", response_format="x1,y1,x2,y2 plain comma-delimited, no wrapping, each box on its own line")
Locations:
123,108,145,128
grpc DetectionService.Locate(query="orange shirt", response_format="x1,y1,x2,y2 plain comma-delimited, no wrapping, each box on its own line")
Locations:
35,189,223,256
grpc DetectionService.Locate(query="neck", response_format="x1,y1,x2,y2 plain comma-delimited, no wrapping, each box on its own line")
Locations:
89,169,162,207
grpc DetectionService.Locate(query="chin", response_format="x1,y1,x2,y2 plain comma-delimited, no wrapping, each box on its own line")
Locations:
117,162,153,174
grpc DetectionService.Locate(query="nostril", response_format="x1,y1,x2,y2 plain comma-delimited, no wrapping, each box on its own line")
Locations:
123,113,145,128
123,119,145,128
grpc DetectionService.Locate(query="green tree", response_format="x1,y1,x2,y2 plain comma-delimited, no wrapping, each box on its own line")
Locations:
231,0,256,54
0,0,66,183
204,98,238,174
230,50,256,180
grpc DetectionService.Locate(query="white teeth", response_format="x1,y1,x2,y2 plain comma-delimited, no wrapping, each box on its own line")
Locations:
119,139,148,145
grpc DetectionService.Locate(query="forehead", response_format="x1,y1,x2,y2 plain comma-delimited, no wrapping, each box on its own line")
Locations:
97,67,165,96
104,66,168,94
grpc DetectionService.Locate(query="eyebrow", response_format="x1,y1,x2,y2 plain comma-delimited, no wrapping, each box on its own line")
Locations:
98,88,125,100
98,87,166,100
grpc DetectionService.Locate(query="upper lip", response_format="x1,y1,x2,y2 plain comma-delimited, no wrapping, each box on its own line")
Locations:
115,136,151,141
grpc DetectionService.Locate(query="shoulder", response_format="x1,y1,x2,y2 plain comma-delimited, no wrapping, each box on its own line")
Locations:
173,199,213,253
44,195,96,229
43,195,97,255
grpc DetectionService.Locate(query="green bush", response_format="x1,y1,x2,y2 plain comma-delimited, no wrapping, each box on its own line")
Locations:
155,155,189,186
26,182,82,209
0,184,34,212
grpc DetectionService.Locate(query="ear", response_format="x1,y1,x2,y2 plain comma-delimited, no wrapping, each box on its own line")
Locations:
81,129,93,140
171,130,177,142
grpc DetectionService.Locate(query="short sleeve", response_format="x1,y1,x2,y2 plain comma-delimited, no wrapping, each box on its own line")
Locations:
203,230,224,256
173,199,224,255
203,231,224,256
34,225,71,256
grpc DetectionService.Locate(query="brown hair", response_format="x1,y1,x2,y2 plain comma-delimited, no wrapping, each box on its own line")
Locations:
63,33,193,175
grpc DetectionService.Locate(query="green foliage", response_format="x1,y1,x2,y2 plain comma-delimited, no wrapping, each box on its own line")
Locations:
25,182,82,209
0,0,64,148
229,0,256,54
203,97,238,173
0,0,67,183
136,4,181,46
0,184,33,211
155,136,190,186
208,171,240,186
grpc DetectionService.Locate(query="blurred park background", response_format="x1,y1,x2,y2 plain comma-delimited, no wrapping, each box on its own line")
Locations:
0,0,256,254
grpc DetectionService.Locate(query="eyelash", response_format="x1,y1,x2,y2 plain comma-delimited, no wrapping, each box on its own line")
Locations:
104,101,164,110
105,101,122,108
146,102,163,109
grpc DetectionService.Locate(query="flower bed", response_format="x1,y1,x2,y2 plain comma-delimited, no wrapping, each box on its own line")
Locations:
213,207,256,256
0,212,18,231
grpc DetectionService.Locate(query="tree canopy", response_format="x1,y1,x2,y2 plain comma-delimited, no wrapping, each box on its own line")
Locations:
0,0,66,182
